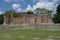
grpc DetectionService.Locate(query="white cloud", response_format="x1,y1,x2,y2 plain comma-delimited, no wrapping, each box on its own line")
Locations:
33,1,54,10
32,0,59,14
12,3,23,12
25,0,58,13
5,0,26,2
32,0,59,3
23,9,26,12
52,0,59,3
53,4,59,14
5,0,13,2
24,0,59,12
26,5,33,11
10,0,59,13
12,3,21,10
0,11,3,14
17,8,22,12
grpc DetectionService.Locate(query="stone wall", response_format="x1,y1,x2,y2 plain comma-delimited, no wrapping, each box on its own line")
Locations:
0,24,60,29
4,13,53,25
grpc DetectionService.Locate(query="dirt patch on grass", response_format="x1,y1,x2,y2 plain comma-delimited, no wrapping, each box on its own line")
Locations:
18,36,26,38
32,37,40,40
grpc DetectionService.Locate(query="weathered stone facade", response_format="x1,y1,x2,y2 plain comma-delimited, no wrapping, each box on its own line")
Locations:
4,12,53,25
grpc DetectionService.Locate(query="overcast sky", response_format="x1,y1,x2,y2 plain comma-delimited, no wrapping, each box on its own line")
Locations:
0,0,60,14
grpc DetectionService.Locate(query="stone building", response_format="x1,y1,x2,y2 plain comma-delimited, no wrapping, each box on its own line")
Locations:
4,11,53,25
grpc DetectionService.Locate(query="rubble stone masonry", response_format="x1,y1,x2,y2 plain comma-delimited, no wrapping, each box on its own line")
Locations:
4,13,53,25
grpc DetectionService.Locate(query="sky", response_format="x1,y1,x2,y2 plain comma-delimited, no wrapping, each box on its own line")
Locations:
0,0,60,14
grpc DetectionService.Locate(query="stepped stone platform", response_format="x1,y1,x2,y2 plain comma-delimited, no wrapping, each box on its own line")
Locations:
0,24,60,29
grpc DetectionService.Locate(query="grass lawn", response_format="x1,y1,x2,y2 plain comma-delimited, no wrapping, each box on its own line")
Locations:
0,29,60,40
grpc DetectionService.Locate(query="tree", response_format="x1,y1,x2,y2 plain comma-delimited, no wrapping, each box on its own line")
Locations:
0,14,4,24
34,8,41,14
52,4,60,23
26,10,33,14
34,8,50,14
5,10,15,15
56,4,60,15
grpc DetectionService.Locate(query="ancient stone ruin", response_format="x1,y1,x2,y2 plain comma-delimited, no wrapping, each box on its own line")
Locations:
4,11,53,25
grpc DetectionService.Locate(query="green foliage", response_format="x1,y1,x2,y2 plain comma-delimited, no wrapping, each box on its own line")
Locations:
0,14,4,24
52,4,60,23
52,14,60,23
5,10,15,15
26,10,33,14
34,8,51,14
57,4,60,14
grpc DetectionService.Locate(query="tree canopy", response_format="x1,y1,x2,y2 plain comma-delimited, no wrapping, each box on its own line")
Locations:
5,10,15,15
26,10,33,14
34,8,51,14
0,14,4,24
52,4,60,23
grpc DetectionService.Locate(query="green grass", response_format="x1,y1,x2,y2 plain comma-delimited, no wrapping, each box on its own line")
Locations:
0,29,60,40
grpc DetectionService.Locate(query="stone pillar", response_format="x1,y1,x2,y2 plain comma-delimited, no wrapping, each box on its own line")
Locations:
36,15,41,24
48,12,53,23
3,16,6,25
10,14,14,25
22,15,26,24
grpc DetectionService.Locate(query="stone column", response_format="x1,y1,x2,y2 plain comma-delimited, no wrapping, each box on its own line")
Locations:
3,16,7,25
